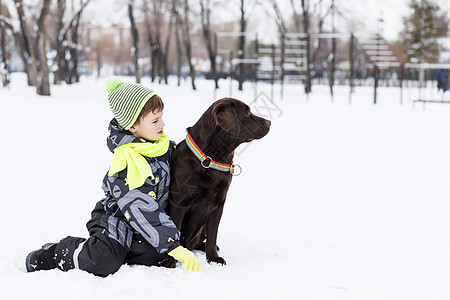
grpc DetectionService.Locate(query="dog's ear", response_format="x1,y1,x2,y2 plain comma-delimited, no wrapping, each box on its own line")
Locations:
212,102,240,136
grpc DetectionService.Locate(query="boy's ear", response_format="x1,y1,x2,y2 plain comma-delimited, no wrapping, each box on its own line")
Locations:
128,126,136,133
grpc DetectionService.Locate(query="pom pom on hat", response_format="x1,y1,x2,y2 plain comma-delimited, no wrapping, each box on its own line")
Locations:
106,77,123,93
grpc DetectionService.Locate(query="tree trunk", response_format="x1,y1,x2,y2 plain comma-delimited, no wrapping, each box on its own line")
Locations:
0,0,4,85
53,0,66,85
0,0,3,60
272,1,287,87
161,13,173,85
36,34,50,95
156,31,162,84
154,1,162,83
328,0,336,98
1,14,23,86
55,1,90,85
96,47,102,78
0,0,9,87
200,0,218,89
143,2,155,82
67,12,82,84
151,44,158,82
34,0,52,96
301,0,312,94
238,0,245,91
129,0,140,83
172,2,183,87
14,0,37,87
349,33,355,96
280,32,285,89
182,0,196,90
329,38,336,98
310,2,333,78
175,16,183,87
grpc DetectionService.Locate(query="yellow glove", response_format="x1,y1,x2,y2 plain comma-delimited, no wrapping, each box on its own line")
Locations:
168,246,201,272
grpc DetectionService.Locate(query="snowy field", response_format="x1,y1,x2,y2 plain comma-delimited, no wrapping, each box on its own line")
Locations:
1,73,450,299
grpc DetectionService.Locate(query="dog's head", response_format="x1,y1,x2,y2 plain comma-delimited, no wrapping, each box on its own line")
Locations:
211,98,271,143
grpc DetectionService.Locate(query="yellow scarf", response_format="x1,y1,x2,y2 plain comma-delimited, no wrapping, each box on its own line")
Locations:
108,133,170,190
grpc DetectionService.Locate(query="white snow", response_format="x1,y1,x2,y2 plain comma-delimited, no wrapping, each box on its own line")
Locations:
1,73,450,299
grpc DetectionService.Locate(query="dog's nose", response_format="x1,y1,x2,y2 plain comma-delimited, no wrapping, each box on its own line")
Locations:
265,119,271,127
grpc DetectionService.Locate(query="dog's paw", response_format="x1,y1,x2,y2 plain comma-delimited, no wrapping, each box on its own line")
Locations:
207,256,226,265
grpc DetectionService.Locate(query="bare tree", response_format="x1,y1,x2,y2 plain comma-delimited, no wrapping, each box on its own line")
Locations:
200,0,218,89
129,0,140,83
13,0,37,87
0,1,4,66
67,1,90,84
34,0,52,95
143,2,156,82
0,0,11,87
235,0,259,91
328,0,335,98
300,0,312,93
289,0,312,93
53,0,91,85
270,0,287,85
143,0,173,84
160,8,173,84
237,0,246,91
10,0,63,94
0,7,21,87
310,1,333,65
143,0,159,83
171,1,184,86
290,0,341,95
96,43,102,78
182,0,196,90
53,0,67,85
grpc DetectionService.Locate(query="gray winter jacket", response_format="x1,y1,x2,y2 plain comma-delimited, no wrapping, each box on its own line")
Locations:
98,119,180,254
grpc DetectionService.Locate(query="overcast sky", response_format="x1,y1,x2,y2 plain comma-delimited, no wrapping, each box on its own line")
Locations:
338,0,450,40
253,0,450,42
84,0,450,42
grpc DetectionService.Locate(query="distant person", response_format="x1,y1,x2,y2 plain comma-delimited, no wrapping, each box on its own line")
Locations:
25,77,200,277
436,69,448,92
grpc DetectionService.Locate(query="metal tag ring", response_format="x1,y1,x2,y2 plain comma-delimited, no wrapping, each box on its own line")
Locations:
201,157,212,168
231,164,242,176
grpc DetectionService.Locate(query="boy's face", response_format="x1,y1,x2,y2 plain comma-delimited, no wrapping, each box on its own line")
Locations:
129,110,165,141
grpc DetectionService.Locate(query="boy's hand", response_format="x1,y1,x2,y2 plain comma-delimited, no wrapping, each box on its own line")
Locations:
168,246,201,272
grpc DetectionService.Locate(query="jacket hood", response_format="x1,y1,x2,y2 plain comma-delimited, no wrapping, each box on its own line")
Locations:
106,118,142,153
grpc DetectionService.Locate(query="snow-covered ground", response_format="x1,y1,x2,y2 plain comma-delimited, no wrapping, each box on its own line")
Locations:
1,73,450,299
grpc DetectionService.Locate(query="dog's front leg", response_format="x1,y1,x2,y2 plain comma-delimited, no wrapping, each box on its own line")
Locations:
167,201,188,230
205,205,226,265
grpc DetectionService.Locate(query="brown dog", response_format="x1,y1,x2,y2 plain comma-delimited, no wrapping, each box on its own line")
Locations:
167,98,271,265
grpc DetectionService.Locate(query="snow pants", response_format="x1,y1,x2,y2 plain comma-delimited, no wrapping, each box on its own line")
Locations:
52,200,166,277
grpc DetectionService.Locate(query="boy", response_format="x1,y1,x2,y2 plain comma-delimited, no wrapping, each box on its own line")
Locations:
25,77,200,277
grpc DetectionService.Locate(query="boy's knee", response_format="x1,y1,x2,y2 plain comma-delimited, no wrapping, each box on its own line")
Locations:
75,234,128,277
80,254,123,277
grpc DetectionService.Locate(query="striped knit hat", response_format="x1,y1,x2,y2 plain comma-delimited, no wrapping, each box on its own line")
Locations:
106,77,158,130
